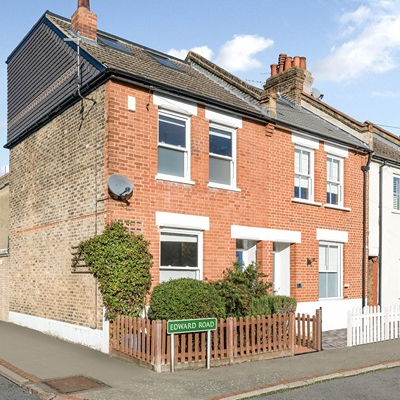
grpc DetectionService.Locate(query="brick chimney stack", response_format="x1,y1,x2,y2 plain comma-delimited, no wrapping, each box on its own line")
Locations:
71,0,97,41
262,53,314,105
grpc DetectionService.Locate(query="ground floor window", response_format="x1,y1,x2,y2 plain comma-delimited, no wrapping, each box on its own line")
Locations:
159,229,202,282
319,242,342,299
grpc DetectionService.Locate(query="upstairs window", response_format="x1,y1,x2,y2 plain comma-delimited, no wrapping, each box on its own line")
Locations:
294,147,313,200
209,125,236,188
394,176,400,211
157,112,190,181
327,156,343,206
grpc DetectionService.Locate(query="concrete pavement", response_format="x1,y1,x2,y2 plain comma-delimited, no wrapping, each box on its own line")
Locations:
1,321,400,400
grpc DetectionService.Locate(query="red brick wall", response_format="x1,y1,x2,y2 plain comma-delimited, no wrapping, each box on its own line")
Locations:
104,80,367,302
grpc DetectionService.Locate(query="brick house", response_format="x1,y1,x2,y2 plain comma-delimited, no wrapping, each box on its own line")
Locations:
286,72,400,310
1,2,371,349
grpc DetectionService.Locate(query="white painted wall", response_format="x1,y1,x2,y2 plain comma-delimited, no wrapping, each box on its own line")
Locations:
9,311,109,353
297,298,361,331
369,162,400,307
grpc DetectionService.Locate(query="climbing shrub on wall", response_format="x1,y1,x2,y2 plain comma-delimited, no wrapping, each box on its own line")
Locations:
72,221,152,319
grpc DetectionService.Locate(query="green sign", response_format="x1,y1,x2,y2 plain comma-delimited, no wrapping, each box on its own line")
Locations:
167,317,217,334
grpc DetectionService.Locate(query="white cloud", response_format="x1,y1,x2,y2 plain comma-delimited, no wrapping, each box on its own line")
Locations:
167,34,273,73
168,46,214,61
371,90,400,97
215,35,273,72
314,0,400,83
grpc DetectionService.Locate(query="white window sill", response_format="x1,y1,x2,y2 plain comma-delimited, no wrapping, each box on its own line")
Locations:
156,174,195,185
323,204,351,212
392,209,400,215
318,297,344,301
291,198,322,207
208,183,241,192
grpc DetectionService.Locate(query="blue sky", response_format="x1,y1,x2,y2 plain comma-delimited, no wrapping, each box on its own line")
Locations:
1,0,400,170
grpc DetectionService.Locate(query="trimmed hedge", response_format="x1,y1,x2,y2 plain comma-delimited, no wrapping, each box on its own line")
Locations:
269,295,297,314
149,278,226,320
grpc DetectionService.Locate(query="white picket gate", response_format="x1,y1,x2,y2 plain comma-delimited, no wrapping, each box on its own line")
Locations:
347,305,400,347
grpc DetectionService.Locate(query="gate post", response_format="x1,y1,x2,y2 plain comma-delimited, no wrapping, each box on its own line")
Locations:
154,320,162,372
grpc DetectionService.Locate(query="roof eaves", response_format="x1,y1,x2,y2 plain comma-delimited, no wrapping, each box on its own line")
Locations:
105,68,272,124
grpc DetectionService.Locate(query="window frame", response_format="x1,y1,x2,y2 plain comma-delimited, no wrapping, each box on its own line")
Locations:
208,123,237,189
393,175,400,211
326,155,344,207
156,109,192,183
159,228,203,282
318,241,343,299
294,145,314,202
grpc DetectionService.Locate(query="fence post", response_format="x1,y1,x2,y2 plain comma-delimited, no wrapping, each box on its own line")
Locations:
316,307,322,351
347,309,353,347
289,313,295,355
227,318,234,364
154,320,162,373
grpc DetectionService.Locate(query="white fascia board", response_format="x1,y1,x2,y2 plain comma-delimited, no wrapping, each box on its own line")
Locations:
153,93,197,116
205,108,242,129
317,228,348,243
292,133,319,149
156,212,209,230
231,225,301,243
324,143,349,158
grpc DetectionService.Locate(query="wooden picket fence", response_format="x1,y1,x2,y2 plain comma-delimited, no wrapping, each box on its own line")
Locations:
347,304,400,346
109,310,322,372
295,308,322,351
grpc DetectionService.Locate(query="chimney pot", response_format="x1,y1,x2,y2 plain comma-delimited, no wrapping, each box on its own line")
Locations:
78,0,90,10
293,56,300,67
284,56,292,71
270,64,278,77
278,53,287,73
300,57,307,69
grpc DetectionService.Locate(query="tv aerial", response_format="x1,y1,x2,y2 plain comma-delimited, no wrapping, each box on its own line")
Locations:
107,174,133,202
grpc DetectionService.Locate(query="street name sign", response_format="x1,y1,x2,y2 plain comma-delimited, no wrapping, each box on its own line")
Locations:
167,317,217,334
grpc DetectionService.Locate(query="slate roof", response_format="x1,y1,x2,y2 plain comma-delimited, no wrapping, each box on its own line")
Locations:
45,12,369,151
47,13,264,118
276,96,368,149
373,134,400,164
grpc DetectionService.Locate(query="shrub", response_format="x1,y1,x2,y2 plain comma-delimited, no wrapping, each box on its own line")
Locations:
72,221,153,320
269,295,297,314
250,295,272,317
149,278,226,320
210,262,272,318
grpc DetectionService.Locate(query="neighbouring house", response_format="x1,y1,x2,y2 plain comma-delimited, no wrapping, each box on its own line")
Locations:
287,69,400,310
368,128,400,308
2,1,371,350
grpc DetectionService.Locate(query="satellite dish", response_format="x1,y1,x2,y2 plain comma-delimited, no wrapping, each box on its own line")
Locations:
311,88,321,98
107,174,133,201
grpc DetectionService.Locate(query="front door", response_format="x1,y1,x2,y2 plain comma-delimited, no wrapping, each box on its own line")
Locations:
273,243,291,295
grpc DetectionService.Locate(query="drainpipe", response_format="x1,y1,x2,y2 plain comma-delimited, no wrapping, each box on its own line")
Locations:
361,151,373,308
378,161,386,307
